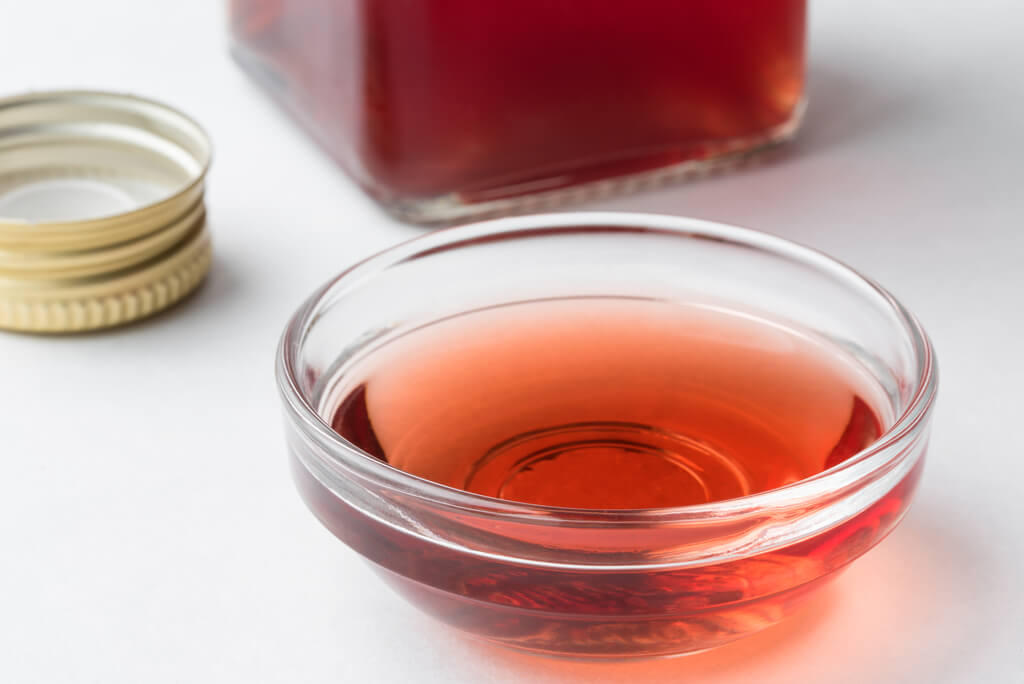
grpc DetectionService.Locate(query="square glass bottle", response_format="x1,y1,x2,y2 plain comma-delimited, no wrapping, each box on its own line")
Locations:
231,1,806,223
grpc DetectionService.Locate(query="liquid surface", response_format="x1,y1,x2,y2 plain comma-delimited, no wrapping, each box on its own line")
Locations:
326,299,886,509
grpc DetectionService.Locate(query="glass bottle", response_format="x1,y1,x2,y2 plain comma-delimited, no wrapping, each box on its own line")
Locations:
230,1,806,224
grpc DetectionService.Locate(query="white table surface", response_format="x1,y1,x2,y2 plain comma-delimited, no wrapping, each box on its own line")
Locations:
2,2,1021,682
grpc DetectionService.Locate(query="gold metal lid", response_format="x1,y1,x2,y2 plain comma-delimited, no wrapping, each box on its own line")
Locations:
0,90,212,333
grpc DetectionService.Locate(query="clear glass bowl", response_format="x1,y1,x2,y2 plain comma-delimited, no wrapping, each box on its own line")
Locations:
276,213,937,659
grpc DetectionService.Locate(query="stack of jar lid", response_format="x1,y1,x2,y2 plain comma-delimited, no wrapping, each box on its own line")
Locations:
0,91,212,333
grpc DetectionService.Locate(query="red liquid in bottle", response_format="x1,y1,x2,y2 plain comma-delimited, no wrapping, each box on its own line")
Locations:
231,1,806,208
293,299,920,656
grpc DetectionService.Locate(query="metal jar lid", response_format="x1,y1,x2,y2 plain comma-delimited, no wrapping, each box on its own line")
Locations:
0,91,212,333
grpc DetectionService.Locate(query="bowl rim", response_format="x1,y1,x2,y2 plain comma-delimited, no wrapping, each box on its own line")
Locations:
276,212,937,523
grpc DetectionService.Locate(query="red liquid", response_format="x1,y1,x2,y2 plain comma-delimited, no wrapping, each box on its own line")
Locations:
329,300,885,509
296,299,920,656
231,1,806,204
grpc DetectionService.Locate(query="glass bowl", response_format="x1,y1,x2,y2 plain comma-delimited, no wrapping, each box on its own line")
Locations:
275,213,937,659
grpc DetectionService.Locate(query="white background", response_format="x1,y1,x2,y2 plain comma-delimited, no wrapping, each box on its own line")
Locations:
1,2,1021,682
